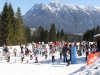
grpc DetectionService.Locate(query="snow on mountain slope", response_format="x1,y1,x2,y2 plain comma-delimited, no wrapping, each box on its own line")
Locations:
23,1,100,33
24,1,100,17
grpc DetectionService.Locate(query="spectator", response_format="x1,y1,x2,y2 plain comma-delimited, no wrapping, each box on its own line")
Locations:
20,44,24,52
4,46,9,60
59,46,62,59
52,49,55,63
62,44,69,62
85,44,89,61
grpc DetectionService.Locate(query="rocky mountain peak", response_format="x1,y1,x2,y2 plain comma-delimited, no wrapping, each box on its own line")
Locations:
23,2,100,34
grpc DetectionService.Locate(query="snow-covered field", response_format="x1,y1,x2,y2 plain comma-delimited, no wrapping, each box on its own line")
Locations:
0,45,100,75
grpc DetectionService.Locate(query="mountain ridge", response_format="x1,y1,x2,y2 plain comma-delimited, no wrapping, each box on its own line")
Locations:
23,1,100,34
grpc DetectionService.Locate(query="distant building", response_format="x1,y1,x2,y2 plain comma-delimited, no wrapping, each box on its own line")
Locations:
94,34,100,52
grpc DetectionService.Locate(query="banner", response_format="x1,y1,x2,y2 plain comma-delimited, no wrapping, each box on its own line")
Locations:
71,46,76,64
87,52,99,66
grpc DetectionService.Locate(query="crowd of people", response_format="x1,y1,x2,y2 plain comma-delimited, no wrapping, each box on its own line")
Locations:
1,41,98,66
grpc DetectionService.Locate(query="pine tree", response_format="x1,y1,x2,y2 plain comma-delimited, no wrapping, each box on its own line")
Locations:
2,2,19,45
44,29,49,43
6,3,15,45
38,26,45,42
11,17,18,45
1,2,9,45
31,26,49,43
96,25,99,30
57,30,60,41
25,26,32,43
0,14,4,46
15,7,26,44
60,29,64,41
64,33,68,42
49,23,57,42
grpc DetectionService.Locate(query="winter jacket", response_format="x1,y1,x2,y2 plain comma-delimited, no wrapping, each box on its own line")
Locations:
62,46,69,53
4,47,8,53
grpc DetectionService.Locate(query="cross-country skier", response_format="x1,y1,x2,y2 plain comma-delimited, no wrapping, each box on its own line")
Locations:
21,52,24,63
66,50,70,66
29,50,33,60
7,50,11,62
35,52,38,63
13,48,17,57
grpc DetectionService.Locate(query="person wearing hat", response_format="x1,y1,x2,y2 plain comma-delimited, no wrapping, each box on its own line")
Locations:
62,43,69,62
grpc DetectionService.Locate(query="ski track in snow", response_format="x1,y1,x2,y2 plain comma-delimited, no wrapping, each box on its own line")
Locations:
0,46,100,75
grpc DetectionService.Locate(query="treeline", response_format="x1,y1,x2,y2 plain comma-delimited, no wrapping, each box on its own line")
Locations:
0,2,68,46
2,2,99,45
0,2,32,46
83,25,100,41
31,24,68,43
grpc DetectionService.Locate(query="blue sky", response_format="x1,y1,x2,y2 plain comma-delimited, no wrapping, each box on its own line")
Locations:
0,0,100,15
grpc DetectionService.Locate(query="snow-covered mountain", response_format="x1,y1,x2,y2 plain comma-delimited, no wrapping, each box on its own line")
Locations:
23,1,100,34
